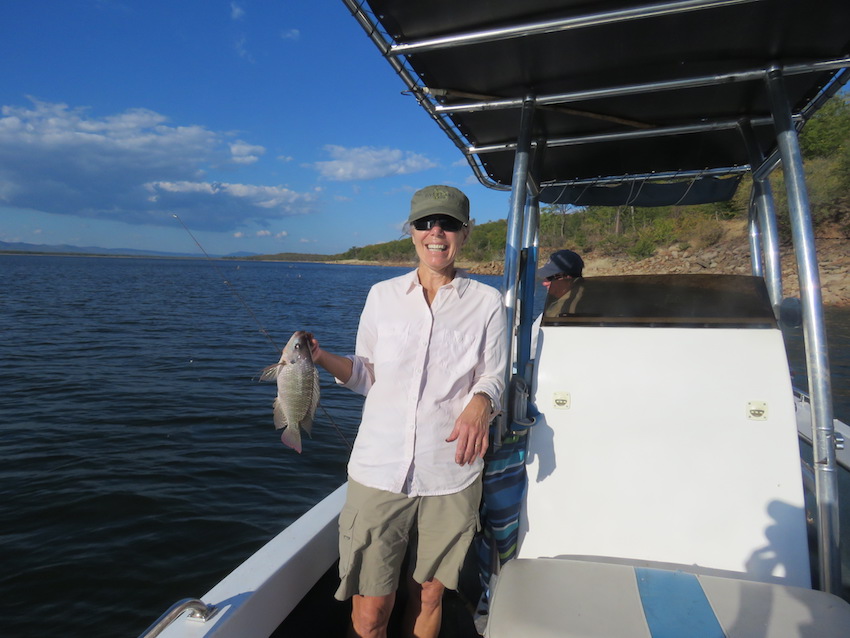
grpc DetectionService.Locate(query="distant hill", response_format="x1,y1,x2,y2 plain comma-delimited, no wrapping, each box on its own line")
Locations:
0,240,256,259
238,251,337,262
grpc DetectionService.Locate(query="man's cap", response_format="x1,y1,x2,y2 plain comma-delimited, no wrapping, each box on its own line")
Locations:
408,185,470,224
538,249,584,278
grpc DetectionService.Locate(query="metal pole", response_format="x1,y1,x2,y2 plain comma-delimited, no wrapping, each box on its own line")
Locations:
517,144,544,380
746,187,764,278
753,178,783,313
499,96,536,441
390,0,761,55
738,119,783,311
766,68,841,594
435,57,850,115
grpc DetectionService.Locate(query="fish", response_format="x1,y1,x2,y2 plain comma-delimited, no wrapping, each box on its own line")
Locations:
260,330,320,453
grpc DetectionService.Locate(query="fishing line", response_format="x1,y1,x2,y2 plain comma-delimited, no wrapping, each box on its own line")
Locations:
172,213,353,451
172,214,280,352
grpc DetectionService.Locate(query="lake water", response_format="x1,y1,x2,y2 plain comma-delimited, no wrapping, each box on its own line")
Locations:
1,254,848,637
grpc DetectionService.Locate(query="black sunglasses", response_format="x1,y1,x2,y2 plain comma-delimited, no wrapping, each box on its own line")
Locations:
545,273,572,282
411,215,467,232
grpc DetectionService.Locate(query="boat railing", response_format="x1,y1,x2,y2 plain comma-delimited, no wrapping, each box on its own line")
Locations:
795,388,850,472
136,598,218,638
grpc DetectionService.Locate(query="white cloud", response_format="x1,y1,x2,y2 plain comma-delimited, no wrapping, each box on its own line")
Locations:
234,35,254,62
0,99,317,231
230,140,265,164
256,230,271,237
281,29,300,41
275,231,288,239
230,2,245,20
146,180,317,225
233,231,245,238
311,145,437,181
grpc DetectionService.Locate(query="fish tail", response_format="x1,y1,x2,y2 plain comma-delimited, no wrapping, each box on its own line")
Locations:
280,426,302,453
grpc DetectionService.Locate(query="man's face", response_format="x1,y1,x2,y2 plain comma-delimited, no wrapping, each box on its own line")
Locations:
542,273,574,298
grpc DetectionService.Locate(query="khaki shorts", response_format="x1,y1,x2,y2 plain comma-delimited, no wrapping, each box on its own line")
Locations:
335,476,482,600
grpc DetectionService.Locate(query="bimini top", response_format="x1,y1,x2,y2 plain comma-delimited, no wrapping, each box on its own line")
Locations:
344,0,850,206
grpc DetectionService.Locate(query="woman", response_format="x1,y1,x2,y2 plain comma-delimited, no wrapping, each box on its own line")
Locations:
310,185,507,638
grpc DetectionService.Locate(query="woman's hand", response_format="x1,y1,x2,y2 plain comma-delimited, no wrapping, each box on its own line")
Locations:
446,393,492,465
306,332,324,365
306,332,353,384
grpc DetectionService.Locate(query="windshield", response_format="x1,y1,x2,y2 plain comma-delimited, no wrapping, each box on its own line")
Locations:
541,274,776,328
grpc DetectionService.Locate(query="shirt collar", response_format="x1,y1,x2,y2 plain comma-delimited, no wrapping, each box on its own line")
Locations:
403,268,471,297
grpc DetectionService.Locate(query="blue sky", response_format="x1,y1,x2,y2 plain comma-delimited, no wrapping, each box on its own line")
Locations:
0,1,512,256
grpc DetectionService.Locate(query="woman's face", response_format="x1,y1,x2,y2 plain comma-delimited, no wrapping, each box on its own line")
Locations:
411,216,469,273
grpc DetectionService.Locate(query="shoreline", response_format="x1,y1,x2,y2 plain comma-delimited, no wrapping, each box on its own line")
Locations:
6,228,847,306
328,221,850,307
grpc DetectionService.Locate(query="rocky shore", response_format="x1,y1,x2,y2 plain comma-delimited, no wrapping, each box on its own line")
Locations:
336,220,848,306
463,219,850,307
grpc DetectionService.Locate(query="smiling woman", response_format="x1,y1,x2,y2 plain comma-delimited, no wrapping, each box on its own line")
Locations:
303,184,507,638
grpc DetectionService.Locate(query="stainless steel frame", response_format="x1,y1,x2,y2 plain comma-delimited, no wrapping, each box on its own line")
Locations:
433,60,850,116
739,119,783,312
388,0,759,56
766,69,841,594
342,0,508,192
498,97,536,441
342,0,846,596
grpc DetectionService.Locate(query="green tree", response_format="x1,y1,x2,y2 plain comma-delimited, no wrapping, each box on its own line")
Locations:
800,94,850,159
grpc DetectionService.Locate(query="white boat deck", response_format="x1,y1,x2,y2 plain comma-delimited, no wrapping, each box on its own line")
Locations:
523,324,810,585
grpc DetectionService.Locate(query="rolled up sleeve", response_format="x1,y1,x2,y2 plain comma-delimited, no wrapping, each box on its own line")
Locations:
339,354,374,396
469,298,508,414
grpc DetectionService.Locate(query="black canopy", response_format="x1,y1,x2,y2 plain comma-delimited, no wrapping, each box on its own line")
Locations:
348,0,850,205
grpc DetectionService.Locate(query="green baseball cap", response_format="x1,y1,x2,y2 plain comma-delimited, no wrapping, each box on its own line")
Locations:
408,185,470,224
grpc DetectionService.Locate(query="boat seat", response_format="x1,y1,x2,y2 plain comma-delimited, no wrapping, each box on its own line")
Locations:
486,558,850,638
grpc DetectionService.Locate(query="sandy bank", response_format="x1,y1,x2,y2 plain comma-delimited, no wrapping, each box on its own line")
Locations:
337,220,850,306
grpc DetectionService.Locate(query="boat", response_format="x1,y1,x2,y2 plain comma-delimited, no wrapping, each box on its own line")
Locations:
141,1,850,636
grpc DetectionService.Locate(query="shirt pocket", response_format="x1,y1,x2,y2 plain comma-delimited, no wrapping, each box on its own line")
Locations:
373,323,410,366
433,329,479,375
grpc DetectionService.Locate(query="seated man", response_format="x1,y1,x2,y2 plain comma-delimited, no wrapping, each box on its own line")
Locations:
531,250,584,356
539,249,584,317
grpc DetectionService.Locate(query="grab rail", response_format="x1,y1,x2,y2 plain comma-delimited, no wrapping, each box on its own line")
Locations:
795,388,849,472
137,598,218,638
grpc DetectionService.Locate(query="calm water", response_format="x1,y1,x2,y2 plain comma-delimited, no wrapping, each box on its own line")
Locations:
0,254,848,637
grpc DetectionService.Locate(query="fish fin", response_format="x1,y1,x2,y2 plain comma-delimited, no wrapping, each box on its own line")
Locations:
280,426,302,453
301,414,314,437
259,363,281,382
272,397,288,430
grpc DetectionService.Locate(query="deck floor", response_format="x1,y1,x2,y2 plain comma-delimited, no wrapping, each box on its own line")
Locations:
273,559,482,638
